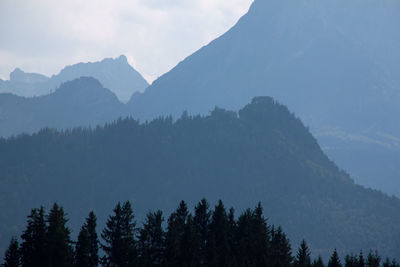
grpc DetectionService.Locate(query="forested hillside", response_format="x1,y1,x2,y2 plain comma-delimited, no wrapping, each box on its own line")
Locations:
0,97,399,259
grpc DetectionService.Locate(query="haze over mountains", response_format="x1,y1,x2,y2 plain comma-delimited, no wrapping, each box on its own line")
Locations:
1,0,400,263
127,0,400,196
1,97,399,260
0,55,148,102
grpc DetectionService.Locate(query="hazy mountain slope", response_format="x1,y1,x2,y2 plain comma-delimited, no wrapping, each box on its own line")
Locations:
0,77,127,137
317,132,400,196
0,55,149,102
0,97,399,259
127,0,400,196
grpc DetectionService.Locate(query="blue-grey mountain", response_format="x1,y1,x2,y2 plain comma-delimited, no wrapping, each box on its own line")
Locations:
0,77,127,137
0,55,148,102
127,0,400,196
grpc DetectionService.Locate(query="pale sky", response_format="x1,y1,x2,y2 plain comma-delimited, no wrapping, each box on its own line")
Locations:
0,0,253,83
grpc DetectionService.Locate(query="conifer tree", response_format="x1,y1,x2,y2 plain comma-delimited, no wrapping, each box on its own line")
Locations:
164,201,188,267
207,200,232,267
366,250,380,267
85,211,99,267
46,203,74,267
328,249,342,267
383,258,400,267
345,254,357,267
227,207,238,267
75,211,99,267
101,201,137,267
75,227,91,267
392,260,400,267
2,237,20,267
138,210,165,266
358,252,365,267
236,209,256,267
20,207,47,267
383,258,391,267
312,256,325,267
193,199,211,266
252,203,270,266
295,240,312,267
270,226,292,267
182,215,201,267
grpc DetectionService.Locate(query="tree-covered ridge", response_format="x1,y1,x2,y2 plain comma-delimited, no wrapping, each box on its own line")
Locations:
0,97,399,259
3,200,399,267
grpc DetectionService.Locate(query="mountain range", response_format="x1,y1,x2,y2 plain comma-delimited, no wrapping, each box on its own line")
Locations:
1,97,399,260
0,55,148,102
0,0,399,198
0,0,399,253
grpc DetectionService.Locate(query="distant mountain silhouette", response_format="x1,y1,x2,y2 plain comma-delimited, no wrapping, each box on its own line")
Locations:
0,55,149,102
127,0,400,196
1,97,400,260
0,69,50,96
9,68,49,83
0,77,127,137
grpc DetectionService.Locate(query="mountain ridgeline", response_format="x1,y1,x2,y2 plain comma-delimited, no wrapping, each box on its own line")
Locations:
127,0,400,196
0,97,399,259
0,55,148,102
0,77,127,137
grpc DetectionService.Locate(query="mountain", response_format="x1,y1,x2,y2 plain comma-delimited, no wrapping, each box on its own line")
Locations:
127,0,400,196
0,55,149,102
0,77,127,137
1,97,400,259
0,69,50,96
48,55,149,102
9,68,49,84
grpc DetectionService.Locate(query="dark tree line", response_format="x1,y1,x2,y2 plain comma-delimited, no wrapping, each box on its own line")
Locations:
2,199,399,267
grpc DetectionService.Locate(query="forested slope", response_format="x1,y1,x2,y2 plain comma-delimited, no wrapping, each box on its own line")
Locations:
0,97,399,259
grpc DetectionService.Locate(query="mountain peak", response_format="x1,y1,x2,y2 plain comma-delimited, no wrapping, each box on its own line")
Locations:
251,96,275,105
54,56,148,102
9,68,25,81
9,68,49,83
117,55,128,63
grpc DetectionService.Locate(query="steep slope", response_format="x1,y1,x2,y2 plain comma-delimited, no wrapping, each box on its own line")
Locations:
0,97,399,259
127,0,400,196
0,77,127,137
0,55,149,102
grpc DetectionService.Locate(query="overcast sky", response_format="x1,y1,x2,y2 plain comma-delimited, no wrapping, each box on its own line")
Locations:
0,0,253,83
